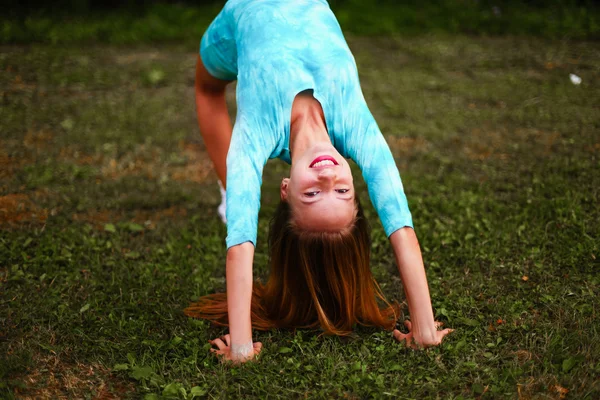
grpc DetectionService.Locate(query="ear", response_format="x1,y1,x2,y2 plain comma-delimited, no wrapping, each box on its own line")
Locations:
280,178,290,202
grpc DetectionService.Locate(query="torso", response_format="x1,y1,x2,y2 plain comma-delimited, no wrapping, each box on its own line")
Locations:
227,0,360,162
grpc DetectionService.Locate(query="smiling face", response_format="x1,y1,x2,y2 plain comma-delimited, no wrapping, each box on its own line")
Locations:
281,143,356,231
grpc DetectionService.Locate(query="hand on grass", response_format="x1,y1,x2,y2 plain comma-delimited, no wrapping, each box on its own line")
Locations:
393,320,454,349
209,334,262,363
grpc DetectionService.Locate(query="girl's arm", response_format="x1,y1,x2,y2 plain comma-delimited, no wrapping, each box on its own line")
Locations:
390,228,453,348
208,243,260,362
346,105,452,348
224,243,260,359
195,55,262,362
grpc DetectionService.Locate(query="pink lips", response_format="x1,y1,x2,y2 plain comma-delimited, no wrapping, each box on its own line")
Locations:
309,155,339,168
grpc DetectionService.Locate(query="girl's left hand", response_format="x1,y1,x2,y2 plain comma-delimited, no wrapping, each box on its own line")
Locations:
393,320,454,349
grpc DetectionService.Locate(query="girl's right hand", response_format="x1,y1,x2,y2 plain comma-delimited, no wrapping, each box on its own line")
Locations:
209,334,262,363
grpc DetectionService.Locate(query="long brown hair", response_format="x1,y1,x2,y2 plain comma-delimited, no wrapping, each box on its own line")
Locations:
184,198,400,336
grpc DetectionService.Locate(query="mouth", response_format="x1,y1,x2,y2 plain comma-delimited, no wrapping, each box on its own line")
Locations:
309,155,339,168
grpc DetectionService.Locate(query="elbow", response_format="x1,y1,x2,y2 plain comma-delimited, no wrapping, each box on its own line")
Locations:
226,242,255,261
195,83,225,101
389,226,418,244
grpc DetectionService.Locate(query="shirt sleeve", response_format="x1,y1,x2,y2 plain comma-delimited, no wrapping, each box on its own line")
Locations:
225,119,269,249
345,109,414,237
199,5,238,81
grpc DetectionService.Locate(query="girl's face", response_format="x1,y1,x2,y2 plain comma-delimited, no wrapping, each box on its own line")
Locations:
281,143,356,230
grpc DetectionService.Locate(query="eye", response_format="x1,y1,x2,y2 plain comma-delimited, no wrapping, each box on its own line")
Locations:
336,189,350,194
304,191,320,197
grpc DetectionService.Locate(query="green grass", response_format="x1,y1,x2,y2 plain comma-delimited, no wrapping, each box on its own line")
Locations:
2,0,600,45
1,35,599,398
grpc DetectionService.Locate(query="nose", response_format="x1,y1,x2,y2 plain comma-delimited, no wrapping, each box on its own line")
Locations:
318,167,336,184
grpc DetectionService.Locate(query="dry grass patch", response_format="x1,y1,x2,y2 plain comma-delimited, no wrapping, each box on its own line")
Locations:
171,141,214,184
0,193,48,227
13,354,133,400
72,206,188,230
0,141,35,183
516,376,570,400
98,141,213,184
386,136,431,156
59,145,101,166
23,130,55,150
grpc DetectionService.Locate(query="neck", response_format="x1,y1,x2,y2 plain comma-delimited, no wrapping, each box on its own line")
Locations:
289,95,330,161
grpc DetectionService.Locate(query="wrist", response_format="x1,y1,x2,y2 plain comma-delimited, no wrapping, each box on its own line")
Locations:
407,315,436,336
230,340,254,359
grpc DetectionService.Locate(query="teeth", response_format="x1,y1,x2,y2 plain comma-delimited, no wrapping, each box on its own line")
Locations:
313,160,335,167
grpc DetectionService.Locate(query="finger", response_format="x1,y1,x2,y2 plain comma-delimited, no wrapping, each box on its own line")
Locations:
438,328,454,338
394,329,418,349
404,320,412,331
211,338,227,350
393,329,410,344
222,334,231,347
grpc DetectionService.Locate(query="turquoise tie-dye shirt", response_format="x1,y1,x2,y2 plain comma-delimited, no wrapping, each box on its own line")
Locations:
200,0,413,248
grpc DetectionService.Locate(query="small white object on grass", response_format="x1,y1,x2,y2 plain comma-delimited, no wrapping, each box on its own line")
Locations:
569,73,582,85
218,181,227,224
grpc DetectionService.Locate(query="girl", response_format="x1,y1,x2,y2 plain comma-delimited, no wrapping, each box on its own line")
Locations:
185,0,453,362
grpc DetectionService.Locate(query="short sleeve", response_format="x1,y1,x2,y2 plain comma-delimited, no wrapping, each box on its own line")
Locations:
200,7,238,81
225,118,269,249
346,109,413,237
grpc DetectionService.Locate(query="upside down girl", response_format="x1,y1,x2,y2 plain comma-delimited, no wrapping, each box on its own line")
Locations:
185,0,453,362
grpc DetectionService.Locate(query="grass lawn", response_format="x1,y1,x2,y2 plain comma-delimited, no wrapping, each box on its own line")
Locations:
0,34,599,398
